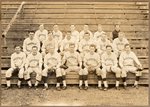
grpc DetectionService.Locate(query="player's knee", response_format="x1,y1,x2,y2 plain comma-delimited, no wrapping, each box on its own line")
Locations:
18,78,24,81
83,75,88,81
62,75,66,81
79,75,83,80
57,76,62,83
42,76,47,83
6,77,11,80
97,76,102,80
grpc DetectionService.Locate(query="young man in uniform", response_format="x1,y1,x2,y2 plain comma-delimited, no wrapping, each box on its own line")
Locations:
101,45,121,91
83,44,102,90
5,45,26,89
52,24,63,46
119,44,143,89
41,32,58,57
34,24,48,51
79,24,93,41
23,31,40,55
94,24,105,41
113,32,129,57
60,43,82,90
60,31,78,54
24,46,42,89
42,46,62,90
70,25,80,43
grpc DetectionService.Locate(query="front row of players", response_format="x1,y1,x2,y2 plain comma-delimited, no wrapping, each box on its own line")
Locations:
5,43,143,91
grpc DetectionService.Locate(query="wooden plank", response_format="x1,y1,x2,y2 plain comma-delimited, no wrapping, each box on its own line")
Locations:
1,13,149,20
2,19,148,26
2,4,148,10
1,8,149,14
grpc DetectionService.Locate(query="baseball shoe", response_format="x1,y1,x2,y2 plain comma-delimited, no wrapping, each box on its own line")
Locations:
98,87,103,90
132,85,139,89
103,87,108,91
79,86,83,90
17,85,21,89
5,86,11,90
43,86,48,90
56,86,61,91
84,86,88,90
62,86,67,90
115,86,120,90
123,85,127,90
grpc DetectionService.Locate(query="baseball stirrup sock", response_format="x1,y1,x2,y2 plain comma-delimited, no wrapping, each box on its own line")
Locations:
122,77,126,82
103,81,108,88
62,80,66,87
79,75,83,80
98,81,102,87
84,80,88,87
136,76,140,81
79,80,83,86
6,80,11,87
42,76,47,83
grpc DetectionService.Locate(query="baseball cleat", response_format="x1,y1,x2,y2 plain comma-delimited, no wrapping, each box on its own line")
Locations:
98,87,103,90
62,86,67,90
56,87,61,91
103,87,108,91
84,86,88,90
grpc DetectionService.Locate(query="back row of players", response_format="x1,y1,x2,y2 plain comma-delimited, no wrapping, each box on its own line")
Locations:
6,24,143,91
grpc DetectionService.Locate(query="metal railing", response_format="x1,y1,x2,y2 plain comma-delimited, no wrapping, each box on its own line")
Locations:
2,1,25,48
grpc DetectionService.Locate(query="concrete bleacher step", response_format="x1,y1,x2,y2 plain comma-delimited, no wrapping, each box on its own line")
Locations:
1,70,149,85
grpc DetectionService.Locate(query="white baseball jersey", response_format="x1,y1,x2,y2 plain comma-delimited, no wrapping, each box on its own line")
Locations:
23,37,40,55
11,52,26,69
62,51,82,66
34,29,48,43
97,39,111,54
71,30,80,43
79,39,96,53
44,52,61,68
79,30,93,41
52,30,63,44
113,38,129,52
84,52,101,68
60,38,78,52
94,31,105,40
119,51,141,68
41,39,58,53
25,52,42,68
101,52,118,68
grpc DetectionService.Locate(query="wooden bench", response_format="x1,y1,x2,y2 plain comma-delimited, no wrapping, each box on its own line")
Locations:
1,70,149,85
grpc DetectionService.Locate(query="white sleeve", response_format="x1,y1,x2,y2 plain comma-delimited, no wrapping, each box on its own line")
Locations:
39,54,43,69
101,54,106,68
78,41,83,52
20,53,26,68
44,55,48,68
23,39,27,53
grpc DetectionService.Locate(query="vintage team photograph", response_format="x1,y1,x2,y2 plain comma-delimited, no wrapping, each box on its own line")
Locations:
1,0,149,106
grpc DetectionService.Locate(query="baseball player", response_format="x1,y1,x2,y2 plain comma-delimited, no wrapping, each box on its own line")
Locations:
79,24,93,41
41,46,62,90
101,45,121,91
23,31,40,55
34,24,48,51
60,31,78,54
111,24,120,41
83,44,102,90
79,32,96,59
52,24,63,45
24,46,42,89
113,32,129,57
119,44,143,89
94,24,106,41
97,33,112,57
61,43,82,90
5,45,26,89
70,25,80,43
41,32,58,57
